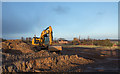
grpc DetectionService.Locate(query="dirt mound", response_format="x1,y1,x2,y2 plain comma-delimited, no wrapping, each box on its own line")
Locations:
1,40,94,72
2,50,94,72
1,40,34,54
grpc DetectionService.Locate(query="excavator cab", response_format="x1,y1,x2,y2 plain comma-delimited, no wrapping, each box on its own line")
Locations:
32,37,39,45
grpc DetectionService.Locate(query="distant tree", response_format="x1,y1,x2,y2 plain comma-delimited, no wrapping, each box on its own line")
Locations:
26,37,29,41
29,37,32,41
2,38,7,42
104,39,113,47
72,41,79,45
93,39,113,47
116,42,120,46
79,39,92,45
21,37,24,41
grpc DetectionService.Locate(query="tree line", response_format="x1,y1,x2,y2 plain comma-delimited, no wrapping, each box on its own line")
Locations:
72,39,113,47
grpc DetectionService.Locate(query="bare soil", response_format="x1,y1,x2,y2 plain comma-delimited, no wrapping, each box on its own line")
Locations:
1,40,119,72
62,47,119,72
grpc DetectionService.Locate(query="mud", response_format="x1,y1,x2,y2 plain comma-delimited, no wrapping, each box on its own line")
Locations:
1,40,93,72
62,47,119,72
1,40,119,72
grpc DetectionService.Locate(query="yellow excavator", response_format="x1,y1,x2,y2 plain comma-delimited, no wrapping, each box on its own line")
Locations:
32,26,62,52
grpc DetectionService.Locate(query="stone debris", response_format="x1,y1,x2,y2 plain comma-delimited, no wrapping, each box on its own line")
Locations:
2,40,94,72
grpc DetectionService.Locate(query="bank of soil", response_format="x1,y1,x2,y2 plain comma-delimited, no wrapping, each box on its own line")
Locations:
1,40,94,72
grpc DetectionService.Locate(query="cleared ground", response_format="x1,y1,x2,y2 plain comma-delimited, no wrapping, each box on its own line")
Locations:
62,46,119,72
1,40,119,72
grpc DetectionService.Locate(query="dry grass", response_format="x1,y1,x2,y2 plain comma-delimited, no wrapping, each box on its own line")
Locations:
62,45,119,50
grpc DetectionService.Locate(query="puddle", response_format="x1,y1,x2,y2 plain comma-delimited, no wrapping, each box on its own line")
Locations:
62,47,119,72
84,66,119,72
106,58,120,61
80,52,93,54
95,67,104,70
100,50,118,56
94,67,118,71
79,50,118,57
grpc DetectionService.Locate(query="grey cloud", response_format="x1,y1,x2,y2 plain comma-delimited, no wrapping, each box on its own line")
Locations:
2,5,43,35
97,12,104,15
2,13,40,35
53,6,70,14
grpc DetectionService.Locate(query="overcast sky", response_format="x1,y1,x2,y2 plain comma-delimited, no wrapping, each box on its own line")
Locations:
2,2,118,40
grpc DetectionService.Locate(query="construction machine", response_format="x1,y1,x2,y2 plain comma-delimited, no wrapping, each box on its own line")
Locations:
32,26,62,52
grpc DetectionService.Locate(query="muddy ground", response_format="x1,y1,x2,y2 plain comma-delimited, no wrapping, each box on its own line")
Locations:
62,47,120,72
1,40,120,72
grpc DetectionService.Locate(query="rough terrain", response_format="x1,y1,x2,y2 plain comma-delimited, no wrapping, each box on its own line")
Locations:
61,47,119,72
1,40,94,72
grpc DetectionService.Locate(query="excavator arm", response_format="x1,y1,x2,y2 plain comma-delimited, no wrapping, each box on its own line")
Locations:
32,26,62,52
32,26,53,46
39,26,53,46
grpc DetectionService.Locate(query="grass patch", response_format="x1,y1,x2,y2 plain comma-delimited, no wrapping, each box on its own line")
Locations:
62,45,119,49
62,45,99,48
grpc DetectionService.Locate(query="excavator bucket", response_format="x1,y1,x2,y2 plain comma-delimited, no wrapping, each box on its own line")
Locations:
48,45,62,51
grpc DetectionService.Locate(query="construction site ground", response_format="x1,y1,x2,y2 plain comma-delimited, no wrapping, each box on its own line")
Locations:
0,40,119,72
